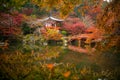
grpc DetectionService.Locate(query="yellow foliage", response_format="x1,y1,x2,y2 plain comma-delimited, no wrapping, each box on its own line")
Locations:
31,0,83,17
41,26,63,40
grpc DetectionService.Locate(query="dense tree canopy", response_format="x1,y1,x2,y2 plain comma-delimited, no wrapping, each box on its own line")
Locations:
0,0,27,12
31,0,102,18
96,0,120,52
0,0,105,18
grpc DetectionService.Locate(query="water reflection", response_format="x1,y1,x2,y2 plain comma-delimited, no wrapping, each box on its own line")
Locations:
40,44,120,73
0,43,120,79
40,45,95,68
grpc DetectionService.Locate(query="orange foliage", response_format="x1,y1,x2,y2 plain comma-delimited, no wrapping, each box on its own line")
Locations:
96,0,120,51
46,64,54,70
63,71,71,78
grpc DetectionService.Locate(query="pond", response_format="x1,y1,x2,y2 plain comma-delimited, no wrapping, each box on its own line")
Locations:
22,41,119,72
1,40,120,70
0,42,120,80
40,45,95,68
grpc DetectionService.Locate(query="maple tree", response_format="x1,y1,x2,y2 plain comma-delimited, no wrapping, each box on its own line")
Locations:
0,12,24,36
12,11,24,26
96,0,120,52
61,17,85,35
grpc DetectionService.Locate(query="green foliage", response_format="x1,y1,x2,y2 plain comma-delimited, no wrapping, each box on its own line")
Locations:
102,1,109,9
22,34,42,52
0,0,27,12
22,23,32,35
61,30,68,36
22,1,48,17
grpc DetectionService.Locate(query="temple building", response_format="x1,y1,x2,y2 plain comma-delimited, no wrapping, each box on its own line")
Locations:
38,16,64,27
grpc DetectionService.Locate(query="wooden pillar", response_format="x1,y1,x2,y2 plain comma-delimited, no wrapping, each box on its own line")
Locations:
85,38,91,49
78,39,81,47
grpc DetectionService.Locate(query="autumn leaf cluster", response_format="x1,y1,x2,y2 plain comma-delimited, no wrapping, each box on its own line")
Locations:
40,26,63,40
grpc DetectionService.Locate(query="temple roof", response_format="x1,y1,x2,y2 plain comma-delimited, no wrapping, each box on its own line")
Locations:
37,16,64,22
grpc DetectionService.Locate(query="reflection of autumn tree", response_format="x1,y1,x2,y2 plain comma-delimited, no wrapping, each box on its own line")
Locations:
96,0,120,52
